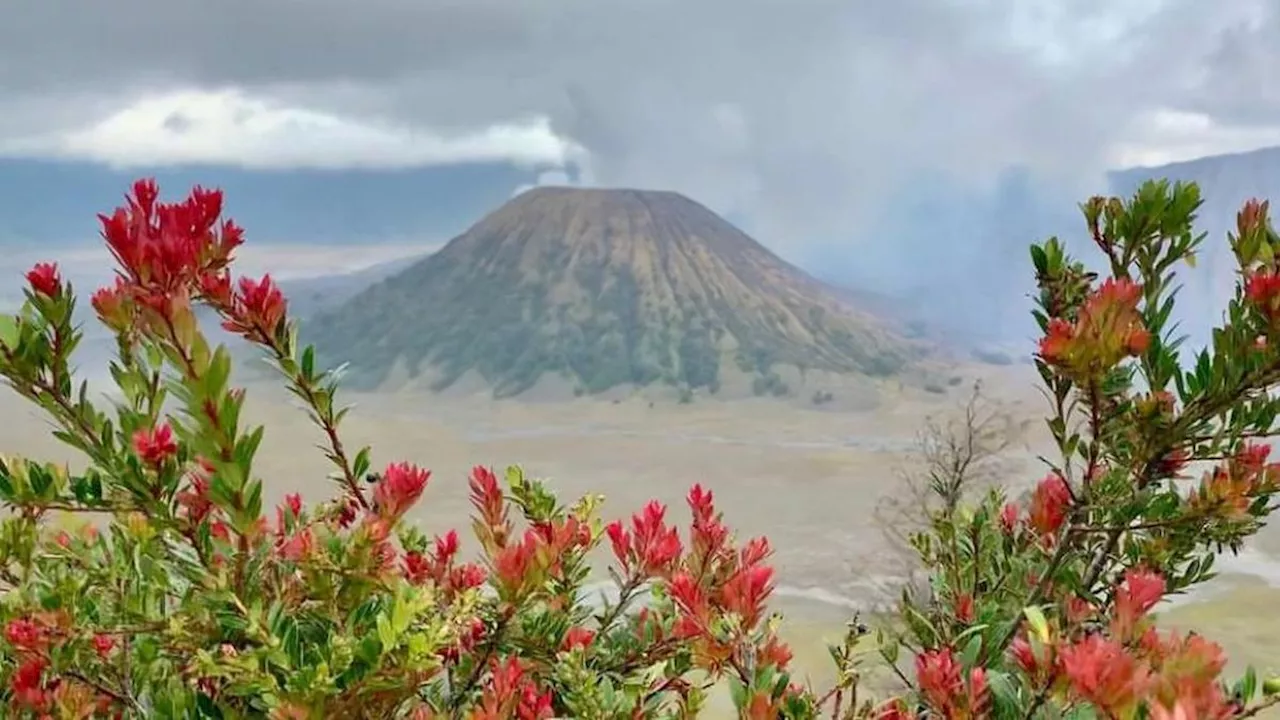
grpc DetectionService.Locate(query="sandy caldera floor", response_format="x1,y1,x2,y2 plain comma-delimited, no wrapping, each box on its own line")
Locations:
8,361,1280,711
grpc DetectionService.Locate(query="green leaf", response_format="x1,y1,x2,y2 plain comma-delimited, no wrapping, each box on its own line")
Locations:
1242,665,1258,702
1022,606,1051,644
0,314,19,349
728,674,747,710
301,345,315,379
1029,244,1048,274
376,614,395,653
959,629,985,668
352,446,372,480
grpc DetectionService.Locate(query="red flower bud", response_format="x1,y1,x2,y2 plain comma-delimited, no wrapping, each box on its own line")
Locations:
1029,473,1071,539
915,647,963,714
1113,567,1165,636
25,262,61,298
92,633,116,658
609,501,683,578
1009,635,1039,676
1000,502,1020,534
372,462,430,520
9,656,50,711
434,529,459,564
277,528,314,562
5,617,44,652
1058,634,1148,715
132,423,178,466
222,274,287,339
91,277,133,331
1038,318,1074,363
450,562,488,591
561,626,596,652
402,550,431,585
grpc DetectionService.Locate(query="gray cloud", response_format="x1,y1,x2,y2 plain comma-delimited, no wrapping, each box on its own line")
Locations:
3,0,1280,341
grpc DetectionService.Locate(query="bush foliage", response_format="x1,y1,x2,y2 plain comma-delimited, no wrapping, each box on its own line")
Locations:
0,178,1279,719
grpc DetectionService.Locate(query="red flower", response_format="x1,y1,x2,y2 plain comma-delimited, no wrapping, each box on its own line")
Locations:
176,476,213,528
450,562,488,591
1126,327,1151,355
1000,502,1020,534
468,466,509,546
402,551,431,585
336,498,359,529
5,617,44,651
98,179,238,293
669,571,705,612
1246,269,1280,321
605,520,630,570
222,274,288,339
210,519,231,542
435,529,460,565
968,667,990,715
1153,448,1191,479
1065,596,1096,624
493,529,542,598
92,633,116,658
607,501,683,578
517,683,554,720
1009,635,1041,677
132,423,178,466
719,562,775,630
687,484,729,558
1114,568,1165,626
1040,278,1149,374
757,633,794,670
1058,634,1148,715
372,462,430,520
954,592,975,623
1038,317,1074,362
91,277,133,331
1147,630,1230,715
1236,441,1272,470
9,656,49,711
284,493,302,518
25,262,61,298
915,647,964,714
473,656,554,720
276,493,304,535
1029,473,1071,539
561,626,596,652
278,528,315,562
198,269,233,306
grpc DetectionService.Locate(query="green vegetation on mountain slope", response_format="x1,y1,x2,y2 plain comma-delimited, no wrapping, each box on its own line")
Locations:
308,187,922,398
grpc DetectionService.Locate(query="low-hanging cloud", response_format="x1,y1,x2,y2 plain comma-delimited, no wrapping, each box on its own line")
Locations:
0,88,583,170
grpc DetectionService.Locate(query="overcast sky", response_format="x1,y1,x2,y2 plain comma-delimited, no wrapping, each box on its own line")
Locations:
2,0,1279,328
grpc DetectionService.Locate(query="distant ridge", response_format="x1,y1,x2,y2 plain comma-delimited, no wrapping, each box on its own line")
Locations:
307,186,925,399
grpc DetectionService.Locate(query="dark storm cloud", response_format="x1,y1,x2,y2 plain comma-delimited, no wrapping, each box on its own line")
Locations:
1187,3,1280,125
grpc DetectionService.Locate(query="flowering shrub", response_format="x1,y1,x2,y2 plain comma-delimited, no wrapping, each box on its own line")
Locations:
841,181,1280,719
5,178,1280,719
0,181,808,718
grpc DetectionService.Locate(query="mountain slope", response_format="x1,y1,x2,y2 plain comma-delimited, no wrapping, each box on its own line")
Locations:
307,187,923,398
